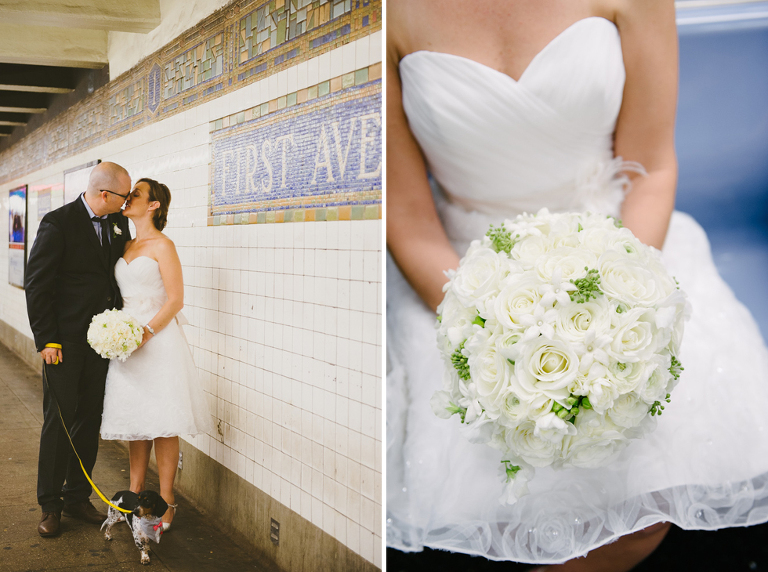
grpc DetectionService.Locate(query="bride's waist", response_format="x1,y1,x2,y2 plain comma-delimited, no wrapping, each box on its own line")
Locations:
122,295,166,316
435,156,642,251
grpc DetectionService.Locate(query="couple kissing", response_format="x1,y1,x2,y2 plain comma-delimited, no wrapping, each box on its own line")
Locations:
25,161,210,538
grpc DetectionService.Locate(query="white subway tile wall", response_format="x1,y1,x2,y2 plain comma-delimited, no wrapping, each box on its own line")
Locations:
0,32,383,568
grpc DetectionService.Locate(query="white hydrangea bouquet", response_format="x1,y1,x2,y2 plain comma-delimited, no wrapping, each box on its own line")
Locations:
432,208,688,504
87,309,144,362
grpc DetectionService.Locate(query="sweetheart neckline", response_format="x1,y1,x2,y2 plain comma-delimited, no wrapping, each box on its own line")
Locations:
399,16,617,84
119,255,158,267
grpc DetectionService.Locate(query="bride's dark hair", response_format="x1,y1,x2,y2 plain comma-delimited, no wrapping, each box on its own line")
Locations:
138,178,171,231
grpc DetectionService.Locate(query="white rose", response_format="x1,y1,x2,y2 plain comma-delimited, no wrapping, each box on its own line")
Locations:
493,276,542,330
604,359,653,394
598,250,675,307
516,337,579,402
579,226,613,255
494,328,525,362
505,421,561,467
451,245,508,309
554,297,611,343
437,290,478,351
498,390,529,427
534,246,597,283
509,234,550,266
637,354,673,404
605,227,646,257
562,411,627,468
606,392,649,428
467,333,512,410
607,308,658,363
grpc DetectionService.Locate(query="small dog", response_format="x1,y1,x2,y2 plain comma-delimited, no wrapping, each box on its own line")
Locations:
101,490,168,565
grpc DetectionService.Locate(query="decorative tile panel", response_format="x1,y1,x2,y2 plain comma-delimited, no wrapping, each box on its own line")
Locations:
210,77,381,222
108,78,144,126
164,32,224,99
0,0,381,186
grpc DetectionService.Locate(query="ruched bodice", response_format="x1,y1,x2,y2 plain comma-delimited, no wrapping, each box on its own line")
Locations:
115,256,167,323
400,17,627,218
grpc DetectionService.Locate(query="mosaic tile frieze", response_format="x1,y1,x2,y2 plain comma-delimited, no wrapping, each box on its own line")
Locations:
164,32,224,100
237,0,352,65
0,0,381,186
210,78,381,222
108,78,145,126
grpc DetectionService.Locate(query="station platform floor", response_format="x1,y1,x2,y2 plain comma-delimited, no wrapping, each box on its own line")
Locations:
0,341,272,572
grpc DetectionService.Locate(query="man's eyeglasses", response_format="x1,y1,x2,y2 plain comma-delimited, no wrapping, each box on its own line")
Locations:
101,189,130,200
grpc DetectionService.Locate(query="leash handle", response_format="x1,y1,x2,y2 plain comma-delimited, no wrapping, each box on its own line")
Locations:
43,363,133,514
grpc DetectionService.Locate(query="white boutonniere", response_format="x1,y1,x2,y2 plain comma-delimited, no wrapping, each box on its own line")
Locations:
113,223,122,237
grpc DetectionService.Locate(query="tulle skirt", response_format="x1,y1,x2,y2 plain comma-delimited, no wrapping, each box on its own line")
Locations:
100,310,212,441
386,209,768,563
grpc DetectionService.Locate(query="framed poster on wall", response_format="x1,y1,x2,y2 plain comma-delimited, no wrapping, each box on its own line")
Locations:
8,185,27,289
63,160,100,205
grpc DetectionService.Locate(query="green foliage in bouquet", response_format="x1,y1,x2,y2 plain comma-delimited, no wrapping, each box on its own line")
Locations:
650,393,672,416
670,356,684,380
502,460,521,482
452,341,471,380
486,224,518,254
569,268,603,303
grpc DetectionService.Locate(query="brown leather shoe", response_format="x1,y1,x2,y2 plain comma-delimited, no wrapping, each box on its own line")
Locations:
38,511,61,537
62,500,107,524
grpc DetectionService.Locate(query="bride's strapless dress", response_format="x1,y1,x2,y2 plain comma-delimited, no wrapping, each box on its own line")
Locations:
387,17,768,563
100,256,211,440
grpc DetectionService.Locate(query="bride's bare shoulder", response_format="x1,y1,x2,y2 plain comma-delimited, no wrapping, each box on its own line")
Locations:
611,0,676,27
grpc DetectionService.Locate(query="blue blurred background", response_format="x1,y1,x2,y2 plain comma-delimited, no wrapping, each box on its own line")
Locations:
675,0,768,340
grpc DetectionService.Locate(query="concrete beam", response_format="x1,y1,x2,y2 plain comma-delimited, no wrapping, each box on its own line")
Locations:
0,23,107,68
0,120,26,126
0,106,46,114
0,0,161,33
0,84,73,94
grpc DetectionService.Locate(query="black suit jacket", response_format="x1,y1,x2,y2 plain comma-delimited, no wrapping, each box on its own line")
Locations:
25,196,132,352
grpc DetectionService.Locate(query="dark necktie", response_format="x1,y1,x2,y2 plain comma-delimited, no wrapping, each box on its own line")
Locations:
92,216,110,260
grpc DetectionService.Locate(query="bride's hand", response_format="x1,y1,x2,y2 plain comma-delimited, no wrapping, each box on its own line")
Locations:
138,326,154,348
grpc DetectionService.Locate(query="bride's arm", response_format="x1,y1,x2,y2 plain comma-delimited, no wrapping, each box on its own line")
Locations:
386,8,460,313
141,239,184,344
613,0,679,249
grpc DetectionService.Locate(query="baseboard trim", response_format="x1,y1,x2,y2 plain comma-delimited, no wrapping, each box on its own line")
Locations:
174,440,378,572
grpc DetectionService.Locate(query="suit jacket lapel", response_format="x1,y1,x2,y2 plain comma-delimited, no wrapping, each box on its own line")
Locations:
106,213,125,268
74,197,109,270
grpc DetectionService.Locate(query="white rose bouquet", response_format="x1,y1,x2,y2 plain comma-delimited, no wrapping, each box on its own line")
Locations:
87,309,144,362
432,208,688,504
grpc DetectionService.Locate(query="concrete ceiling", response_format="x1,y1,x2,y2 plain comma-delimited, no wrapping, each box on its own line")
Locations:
0,0,160,143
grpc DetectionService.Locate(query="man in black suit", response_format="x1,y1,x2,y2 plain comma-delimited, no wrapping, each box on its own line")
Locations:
25,161,132,537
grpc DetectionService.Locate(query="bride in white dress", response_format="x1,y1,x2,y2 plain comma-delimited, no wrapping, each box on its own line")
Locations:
100,178,211,530
387,1,768,570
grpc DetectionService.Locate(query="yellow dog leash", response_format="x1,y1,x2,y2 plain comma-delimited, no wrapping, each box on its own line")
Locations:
42,361,132,514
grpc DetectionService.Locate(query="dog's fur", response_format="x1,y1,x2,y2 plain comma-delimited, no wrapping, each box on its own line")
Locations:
101,490,168,565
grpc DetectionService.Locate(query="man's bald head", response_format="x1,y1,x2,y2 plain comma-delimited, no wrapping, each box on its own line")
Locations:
84,161,131,215
85,162,131,198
